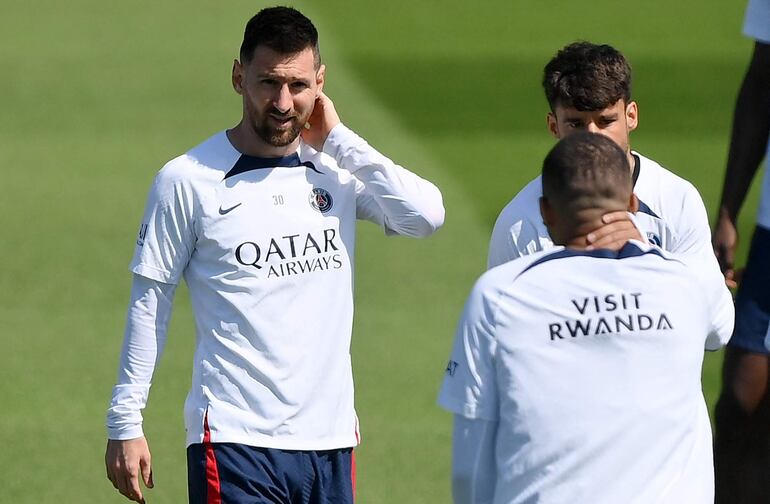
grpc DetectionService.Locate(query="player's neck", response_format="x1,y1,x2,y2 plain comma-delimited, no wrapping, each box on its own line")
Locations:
557,211,627,252
563,236,626,252
626,151,635,175
227,122,300,158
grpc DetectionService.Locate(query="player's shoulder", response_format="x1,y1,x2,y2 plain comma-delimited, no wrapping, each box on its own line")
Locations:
501,176,543,212
511,241,687,278
155,131,238,188
634,152,707,232
297,141,356,184
467,249,554,320
635,152,701,197
494,176,543,223
477,246,565,297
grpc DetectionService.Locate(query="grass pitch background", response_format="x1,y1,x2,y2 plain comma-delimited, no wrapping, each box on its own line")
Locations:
0,1,762,502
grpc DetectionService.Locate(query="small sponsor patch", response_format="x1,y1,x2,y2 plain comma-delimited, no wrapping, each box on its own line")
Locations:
136,223,148,246
309,188,333,213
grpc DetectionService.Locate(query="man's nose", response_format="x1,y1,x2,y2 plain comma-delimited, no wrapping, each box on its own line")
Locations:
585,122,601,134
273,84,292,113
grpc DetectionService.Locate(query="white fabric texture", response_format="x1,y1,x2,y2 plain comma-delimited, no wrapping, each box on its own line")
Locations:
487,152,719,279
107,275,176,440
744,0,770,43
108,123,444,449
451,415,497,504
439,241,734,503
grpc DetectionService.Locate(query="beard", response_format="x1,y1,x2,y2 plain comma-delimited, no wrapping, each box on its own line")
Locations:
255,108,308,147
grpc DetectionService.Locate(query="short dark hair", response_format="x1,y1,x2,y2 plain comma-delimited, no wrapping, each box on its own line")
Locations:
239,6,320,67
542,132,631,215
543,41,632,111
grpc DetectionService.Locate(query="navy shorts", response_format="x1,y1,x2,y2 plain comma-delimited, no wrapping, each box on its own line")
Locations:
187,441,355,504
728,225,770,354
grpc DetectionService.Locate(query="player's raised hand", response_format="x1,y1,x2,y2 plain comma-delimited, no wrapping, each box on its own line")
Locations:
585,210,644,251
713,209,739,288
301,91,341,151
106,437,154,503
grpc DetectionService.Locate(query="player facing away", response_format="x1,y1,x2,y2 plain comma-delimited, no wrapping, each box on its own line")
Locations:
711,0,770,501
487,42,719,276
439,133,735,504
104,7,445,504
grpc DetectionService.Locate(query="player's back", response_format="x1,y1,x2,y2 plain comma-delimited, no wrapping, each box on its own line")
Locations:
486,242,729,503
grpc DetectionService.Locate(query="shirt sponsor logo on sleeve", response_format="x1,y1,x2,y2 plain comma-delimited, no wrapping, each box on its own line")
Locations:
446,360,459,376
136,223,148,247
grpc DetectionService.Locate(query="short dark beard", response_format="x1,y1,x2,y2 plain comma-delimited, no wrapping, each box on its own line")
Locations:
253,105,311,147
256,119,302,147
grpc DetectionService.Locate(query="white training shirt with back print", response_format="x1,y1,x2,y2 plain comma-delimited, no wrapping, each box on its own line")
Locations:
440,241,734,504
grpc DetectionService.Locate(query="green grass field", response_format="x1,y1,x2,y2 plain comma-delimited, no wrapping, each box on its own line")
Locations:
1,1,763,502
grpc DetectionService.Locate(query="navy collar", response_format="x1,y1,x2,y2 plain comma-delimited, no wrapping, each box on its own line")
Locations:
520,242,669,277
224,153,320,179
630,155,659,218
632,154,640,187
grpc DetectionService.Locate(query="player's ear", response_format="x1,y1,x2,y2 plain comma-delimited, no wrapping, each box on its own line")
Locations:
316,64,326,94
628,193,640,213
625,101,639,132
232,59,244,95
540,196,556,227
546,112,560,139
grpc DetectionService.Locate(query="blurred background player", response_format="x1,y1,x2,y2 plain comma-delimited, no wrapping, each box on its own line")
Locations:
711,0,770,501
104,7,444,504
440,133,734,503
488,42,719,277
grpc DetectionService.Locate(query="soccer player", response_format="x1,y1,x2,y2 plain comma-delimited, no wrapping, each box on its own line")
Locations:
487,42,718,275
439,133,735,503
104,7,444,504
711,0,770,501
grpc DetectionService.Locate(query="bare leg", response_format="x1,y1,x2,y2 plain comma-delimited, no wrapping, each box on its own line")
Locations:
714,346,770,503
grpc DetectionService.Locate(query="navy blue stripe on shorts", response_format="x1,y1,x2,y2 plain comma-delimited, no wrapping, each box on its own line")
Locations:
187,442,355,504
729,225,770,354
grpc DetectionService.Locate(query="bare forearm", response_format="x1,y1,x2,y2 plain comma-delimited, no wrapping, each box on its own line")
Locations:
719,42,770,221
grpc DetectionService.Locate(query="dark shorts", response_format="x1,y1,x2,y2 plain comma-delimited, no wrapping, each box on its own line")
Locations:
187,442,355,504
728,225,770,354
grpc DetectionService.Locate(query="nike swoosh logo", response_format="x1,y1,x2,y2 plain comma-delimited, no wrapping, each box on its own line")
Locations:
218,203,242,215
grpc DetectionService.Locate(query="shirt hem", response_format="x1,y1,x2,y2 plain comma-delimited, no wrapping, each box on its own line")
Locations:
130,263,179,284
437,395,497,422
185,432,361,451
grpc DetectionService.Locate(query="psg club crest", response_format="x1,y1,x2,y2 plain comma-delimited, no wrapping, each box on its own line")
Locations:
309,188,333,213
